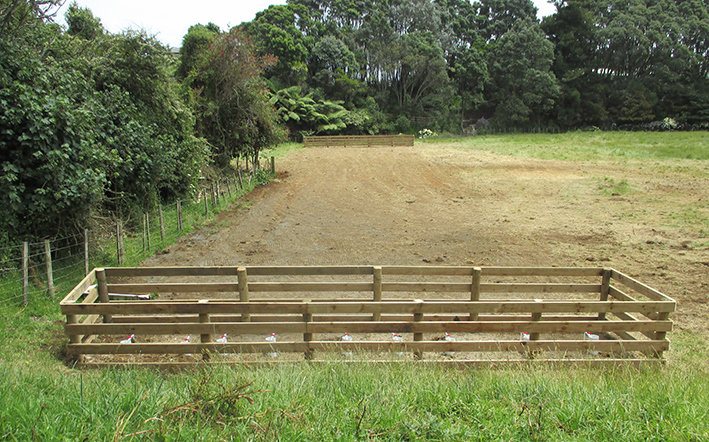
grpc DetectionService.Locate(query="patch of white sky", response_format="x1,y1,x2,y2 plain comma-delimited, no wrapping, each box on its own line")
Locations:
55,0,558,49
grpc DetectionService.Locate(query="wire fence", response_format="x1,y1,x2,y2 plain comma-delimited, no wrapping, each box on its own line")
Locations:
0,161,276,306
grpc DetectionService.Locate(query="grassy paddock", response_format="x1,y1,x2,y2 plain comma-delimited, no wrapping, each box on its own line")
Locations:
422,131,709,161
1,134,708,440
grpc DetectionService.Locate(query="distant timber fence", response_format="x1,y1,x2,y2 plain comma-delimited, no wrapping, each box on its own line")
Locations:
1,158,275,306
303,135,415,148
60,266,675,367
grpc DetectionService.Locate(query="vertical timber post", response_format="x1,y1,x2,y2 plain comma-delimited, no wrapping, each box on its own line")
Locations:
270,156,275,174
177,200,183,231
372,266,383,321
303,300,314,360
598,268,611,320
84,229,89,276
142,214,147,252
653,312,670,359
158,204,165,241
44,240,55,299
22,241,28,305
116,222,124,265
199,299,211,361
96,268,112,323
528,299,543,357
413,299,424,360
469,267,481,321
66,313,83,364
145,213,151,251
237,267,250,322
204,188,209,216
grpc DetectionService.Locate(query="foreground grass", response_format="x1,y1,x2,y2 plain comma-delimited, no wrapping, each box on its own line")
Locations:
423,131,709,161
1,356,708,441
2,135,709,440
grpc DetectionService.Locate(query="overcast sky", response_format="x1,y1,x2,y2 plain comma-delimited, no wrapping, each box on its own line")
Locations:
55,0,558,49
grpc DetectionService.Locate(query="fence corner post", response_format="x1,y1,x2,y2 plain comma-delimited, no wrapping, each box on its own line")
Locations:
598,268,612,320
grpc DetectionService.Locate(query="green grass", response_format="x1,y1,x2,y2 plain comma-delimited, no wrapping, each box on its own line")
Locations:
2,136,709,440
1,358,708,441
422,131,709,161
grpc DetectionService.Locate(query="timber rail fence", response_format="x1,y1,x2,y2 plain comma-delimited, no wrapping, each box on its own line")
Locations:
303,135,415,147
61,266,675,367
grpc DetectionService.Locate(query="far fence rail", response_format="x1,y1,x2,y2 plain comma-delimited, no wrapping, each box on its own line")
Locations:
60,266,675,367
303,135,415,148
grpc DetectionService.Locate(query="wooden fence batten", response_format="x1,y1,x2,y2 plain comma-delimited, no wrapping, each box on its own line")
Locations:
303,135,415,148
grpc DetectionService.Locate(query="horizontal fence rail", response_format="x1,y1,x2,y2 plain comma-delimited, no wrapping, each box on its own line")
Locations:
303,135,415,148
60,266,675,367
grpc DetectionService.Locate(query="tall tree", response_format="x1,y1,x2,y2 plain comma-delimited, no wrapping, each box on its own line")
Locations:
486,18,560,127
188,27,287,168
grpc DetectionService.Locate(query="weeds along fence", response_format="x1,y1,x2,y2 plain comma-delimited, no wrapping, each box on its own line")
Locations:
60,266,675,367
1,161,275,306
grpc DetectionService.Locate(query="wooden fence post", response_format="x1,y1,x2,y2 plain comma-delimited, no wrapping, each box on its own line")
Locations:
145,213,151,251
270,156,275,174
158,204,165,241
204,189,209,216
237,170,244,190
598,268,612,320
199,299,212,361
44,240,55,299
303,300,314,360
225,178,232,197
22,241,28,305
469,267,481,321
96,268,112,323
373,266,383,321
413,299,424,360
84,229,89,276
653,312,670,358
528,299,543,358
177,200,183,231
66,314,83,364
237,267,250,322
142,214,147,252
116,222,123,265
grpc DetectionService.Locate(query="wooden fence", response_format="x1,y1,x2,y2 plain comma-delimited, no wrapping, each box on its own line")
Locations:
60,266,675,367
303,135,415,147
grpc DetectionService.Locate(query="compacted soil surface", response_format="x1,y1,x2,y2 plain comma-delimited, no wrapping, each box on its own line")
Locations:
142,143,709,361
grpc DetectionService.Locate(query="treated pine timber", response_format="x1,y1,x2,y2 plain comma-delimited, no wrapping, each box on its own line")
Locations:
611,270,675,302
303,135,414,148
61,300,675,316
65,319,672,336
79,359,666,370
67,339,669,355
103,265,375,278
108,313,604,324
61,270,97,304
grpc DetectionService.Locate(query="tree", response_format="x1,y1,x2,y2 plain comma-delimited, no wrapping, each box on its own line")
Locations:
486,18,560,127
65,2,103,40
242,4,312,87
175,23,219,79
188,27,287,168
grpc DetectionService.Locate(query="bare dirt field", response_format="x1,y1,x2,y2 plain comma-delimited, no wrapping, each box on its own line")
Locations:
144,144,709,351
